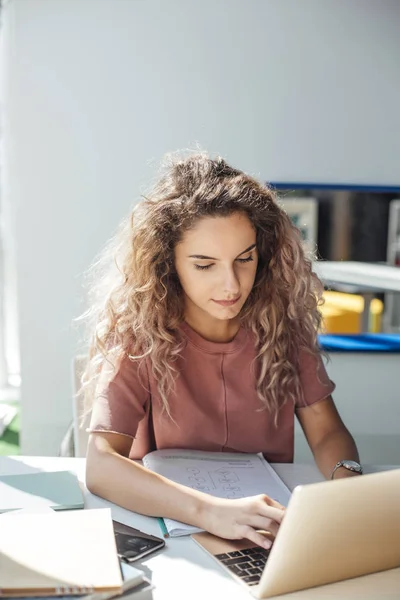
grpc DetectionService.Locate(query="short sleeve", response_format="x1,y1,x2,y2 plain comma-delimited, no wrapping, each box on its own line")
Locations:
88,355,150,439
295,348,336,409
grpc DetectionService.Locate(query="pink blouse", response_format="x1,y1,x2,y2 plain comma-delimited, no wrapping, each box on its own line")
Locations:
89,323,335,462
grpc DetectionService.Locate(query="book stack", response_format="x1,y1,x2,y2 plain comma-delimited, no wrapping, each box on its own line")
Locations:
0,470,147,599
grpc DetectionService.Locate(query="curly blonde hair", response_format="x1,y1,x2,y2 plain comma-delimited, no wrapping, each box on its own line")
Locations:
81,152,324,419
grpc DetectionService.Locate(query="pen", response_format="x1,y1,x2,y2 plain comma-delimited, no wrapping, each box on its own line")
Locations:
157,517,169,538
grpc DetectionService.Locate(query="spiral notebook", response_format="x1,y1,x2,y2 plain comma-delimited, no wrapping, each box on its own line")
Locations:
3,562,149,600
0,508,123,597
142,449,291,537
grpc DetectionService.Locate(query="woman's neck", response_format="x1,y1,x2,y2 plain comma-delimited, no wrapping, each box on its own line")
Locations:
183,314,241,343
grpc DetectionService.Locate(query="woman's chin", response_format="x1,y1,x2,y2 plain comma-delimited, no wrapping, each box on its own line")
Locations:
207,306,242,321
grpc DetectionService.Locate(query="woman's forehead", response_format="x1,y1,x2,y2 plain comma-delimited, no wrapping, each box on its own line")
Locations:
184,214,255,240
177,214,256,256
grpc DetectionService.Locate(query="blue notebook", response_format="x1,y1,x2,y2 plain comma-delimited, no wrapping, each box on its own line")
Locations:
0,470,84,512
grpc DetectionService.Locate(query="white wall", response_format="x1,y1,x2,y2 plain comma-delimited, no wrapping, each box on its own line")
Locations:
295,353,400,464
2,0,400,454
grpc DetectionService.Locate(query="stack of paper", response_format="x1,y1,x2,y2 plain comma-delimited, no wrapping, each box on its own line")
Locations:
0,508,124,597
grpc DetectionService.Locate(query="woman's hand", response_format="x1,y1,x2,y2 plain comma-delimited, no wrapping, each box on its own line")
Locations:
202,494,285,550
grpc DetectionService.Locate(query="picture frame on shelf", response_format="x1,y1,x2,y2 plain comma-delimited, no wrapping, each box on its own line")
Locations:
277,197,318,256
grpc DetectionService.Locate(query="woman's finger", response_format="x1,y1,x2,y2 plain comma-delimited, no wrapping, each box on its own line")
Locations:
255,502,285,524
258,494,286,511
240,525,273,551
269,498,286,511
245,515,280,537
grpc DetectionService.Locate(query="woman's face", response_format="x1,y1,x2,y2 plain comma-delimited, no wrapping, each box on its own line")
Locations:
174,213,258,324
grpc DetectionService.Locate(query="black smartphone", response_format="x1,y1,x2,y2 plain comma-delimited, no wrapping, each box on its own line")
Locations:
112,520,165,562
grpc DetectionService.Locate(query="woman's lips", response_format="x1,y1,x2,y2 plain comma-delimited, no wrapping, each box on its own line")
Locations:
212,296,241,307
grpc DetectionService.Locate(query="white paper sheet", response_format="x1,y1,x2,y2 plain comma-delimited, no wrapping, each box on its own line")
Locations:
143,450,291,536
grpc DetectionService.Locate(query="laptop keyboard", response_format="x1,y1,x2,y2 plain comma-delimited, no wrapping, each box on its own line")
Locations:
214,547,270,586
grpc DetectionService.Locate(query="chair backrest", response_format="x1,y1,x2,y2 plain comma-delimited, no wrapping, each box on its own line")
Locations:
71,355,91,457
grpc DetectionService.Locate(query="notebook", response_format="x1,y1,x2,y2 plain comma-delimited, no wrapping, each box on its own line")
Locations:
192,469,400,598
0,470,84,513
92,562,150,600
4,562,149,600
0,508,123,597
142,449,291,537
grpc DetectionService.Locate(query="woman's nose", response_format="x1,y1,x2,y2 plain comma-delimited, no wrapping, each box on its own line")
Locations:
222,267,240,295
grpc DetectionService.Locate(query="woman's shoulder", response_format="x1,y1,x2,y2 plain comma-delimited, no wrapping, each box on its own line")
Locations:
97,349,150,391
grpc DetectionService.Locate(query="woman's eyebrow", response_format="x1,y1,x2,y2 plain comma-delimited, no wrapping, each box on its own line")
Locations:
188,243,256,260
237,243,256,257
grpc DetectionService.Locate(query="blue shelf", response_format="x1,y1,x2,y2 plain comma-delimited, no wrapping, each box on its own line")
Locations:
319,334,400,352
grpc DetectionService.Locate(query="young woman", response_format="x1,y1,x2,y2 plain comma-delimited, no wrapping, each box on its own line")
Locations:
83,153,360,550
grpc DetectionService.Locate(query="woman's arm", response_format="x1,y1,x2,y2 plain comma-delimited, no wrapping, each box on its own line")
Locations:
86,431,284,549
86,431,206,522
296,396,360,480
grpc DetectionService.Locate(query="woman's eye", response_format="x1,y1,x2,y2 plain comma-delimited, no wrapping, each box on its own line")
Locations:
237,255,254,264
194,264,213,271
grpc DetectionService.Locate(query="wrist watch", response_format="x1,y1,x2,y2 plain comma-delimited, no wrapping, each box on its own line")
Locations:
331,460,363,479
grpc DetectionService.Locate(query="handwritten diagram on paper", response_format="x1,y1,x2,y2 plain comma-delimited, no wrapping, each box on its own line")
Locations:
145,450,291,506
186,466,245,498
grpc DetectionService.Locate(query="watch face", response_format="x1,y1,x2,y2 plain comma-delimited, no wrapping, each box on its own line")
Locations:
344,460,361,470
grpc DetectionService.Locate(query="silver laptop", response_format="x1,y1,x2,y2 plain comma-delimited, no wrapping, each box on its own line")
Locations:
192,469,400,598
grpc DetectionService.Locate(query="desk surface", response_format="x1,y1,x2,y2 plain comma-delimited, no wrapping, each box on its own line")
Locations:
313,260,400,293
1,457,399,600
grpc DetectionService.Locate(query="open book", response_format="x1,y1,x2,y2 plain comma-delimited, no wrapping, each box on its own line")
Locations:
142,449,291,537
0,508,123,597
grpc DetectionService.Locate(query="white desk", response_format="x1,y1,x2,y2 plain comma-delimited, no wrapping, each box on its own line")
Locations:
1,457,399,599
